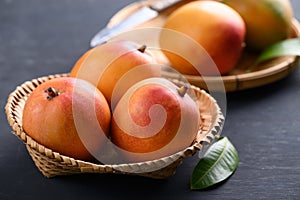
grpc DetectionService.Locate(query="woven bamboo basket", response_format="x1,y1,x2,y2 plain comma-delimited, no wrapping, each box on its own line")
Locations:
105,1,300,92
5,74,224,179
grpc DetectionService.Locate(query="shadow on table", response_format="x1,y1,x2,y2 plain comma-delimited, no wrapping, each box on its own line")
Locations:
226,69,300,109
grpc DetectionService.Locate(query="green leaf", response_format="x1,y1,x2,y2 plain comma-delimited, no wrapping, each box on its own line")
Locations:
190,136,239,190
256,38,300,64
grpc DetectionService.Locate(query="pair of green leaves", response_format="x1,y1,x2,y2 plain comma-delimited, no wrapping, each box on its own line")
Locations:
190,136,239,190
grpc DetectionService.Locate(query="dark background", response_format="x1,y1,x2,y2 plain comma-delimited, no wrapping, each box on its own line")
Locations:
1,0,300,199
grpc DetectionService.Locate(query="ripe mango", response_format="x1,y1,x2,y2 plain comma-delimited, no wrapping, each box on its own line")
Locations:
222,0,293,51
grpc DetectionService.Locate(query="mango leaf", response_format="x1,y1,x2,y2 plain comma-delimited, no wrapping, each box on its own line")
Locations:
256,38,300,64
190,136,239,190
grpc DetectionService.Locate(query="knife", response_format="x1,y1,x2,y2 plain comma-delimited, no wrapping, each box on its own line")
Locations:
90,0,184,47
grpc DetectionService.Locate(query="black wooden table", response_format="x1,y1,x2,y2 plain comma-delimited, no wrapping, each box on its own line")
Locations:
1,0,299,199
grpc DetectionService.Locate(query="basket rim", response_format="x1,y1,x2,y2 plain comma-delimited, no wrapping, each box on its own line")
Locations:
5,73,225,175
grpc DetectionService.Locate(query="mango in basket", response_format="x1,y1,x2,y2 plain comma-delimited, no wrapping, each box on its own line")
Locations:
160,0,246,76
22,77,111,161
70,40,161,105
111,78,200,163
222,0,294,51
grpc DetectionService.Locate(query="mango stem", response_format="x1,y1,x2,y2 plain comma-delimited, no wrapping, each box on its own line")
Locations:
45,87,59,100
177,84,189,97
137,45,147,53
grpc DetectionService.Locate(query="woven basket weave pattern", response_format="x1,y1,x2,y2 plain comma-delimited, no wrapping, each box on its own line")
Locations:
6,74,224,178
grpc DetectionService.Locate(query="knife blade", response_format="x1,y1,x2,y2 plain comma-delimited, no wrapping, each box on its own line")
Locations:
90,0,184,47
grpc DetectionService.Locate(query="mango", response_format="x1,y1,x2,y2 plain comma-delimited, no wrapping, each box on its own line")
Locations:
222,0,293,51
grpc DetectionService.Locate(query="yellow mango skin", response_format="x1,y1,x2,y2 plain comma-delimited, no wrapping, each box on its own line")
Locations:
222,0,293,51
